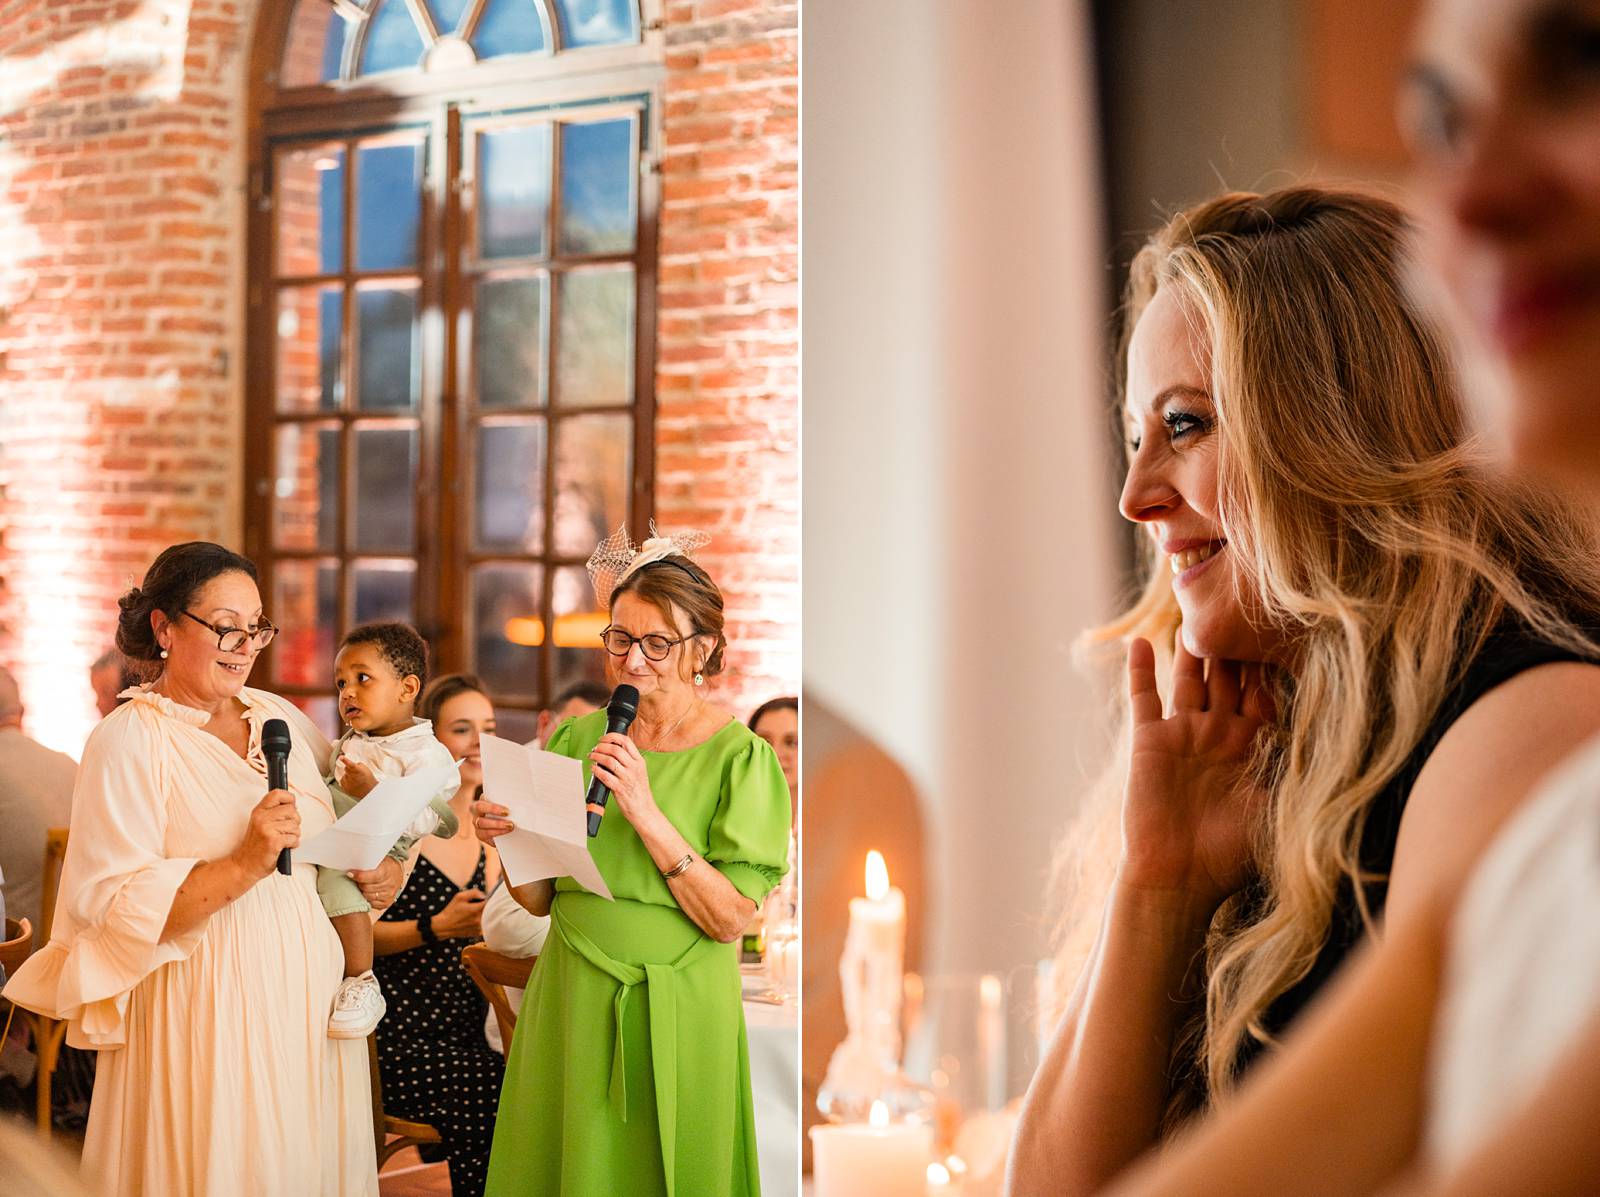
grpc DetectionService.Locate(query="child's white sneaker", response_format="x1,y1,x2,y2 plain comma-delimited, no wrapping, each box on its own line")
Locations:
328,970,386,1038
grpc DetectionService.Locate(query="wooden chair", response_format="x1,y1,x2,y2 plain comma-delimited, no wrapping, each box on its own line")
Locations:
460,943,535,1048
39,828,68,943
0,918,31,979
25,827,72,1136
367,1033,442,1169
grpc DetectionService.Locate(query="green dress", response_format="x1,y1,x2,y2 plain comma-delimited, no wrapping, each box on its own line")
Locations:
484,710,792,1197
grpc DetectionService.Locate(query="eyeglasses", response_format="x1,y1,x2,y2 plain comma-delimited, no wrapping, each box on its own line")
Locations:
182,611,278,654
598,625,692,662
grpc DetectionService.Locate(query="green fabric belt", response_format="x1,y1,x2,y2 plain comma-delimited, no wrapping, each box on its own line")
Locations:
551,896,722,1197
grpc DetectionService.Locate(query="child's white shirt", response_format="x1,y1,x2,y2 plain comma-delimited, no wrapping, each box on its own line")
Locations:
333,718,460,839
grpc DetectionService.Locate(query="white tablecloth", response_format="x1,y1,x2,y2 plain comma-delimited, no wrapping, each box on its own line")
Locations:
743,966,799,1197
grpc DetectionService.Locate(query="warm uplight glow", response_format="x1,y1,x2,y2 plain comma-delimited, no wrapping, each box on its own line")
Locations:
865,849,889,900
868,1100,889,1129
927,1161,952,1187
980,974,1002,1005
505,612,611,648
553,611,609,647
504,617,545,646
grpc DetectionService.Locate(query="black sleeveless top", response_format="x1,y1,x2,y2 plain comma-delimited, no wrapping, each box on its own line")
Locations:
1235,626,1590,1075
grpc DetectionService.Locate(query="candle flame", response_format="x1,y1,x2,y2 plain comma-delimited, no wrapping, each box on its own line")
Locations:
868,1100,889,1128
865,849,889,900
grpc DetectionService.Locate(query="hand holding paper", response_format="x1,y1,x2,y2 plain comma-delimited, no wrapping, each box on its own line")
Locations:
479,734,614,901
295,762,460,872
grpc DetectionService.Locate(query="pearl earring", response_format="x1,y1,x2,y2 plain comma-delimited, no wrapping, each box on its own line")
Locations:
160,649,169,660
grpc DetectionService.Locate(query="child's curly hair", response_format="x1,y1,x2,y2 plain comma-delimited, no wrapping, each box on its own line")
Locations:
340,621,429,685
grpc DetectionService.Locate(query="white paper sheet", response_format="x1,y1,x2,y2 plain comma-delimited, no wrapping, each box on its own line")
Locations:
479,733,614,901
295,761,458,873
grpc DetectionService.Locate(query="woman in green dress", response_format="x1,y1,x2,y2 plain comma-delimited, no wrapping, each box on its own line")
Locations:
472,528,792,1197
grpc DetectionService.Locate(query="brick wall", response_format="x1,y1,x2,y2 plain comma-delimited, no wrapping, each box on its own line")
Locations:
0,0,799,755
656,0,799,718
0,0,247,755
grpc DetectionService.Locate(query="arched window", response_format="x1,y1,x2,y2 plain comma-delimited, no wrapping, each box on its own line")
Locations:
248,0,659,738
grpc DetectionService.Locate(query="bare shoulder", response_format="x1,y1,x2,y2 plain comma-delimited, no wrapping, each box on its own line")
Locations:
1391,661,1600,921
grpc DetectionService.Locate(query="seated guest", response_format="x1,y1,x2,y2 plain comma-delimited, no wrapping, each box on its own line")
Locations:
749,695,799,808
0,665,76,946
1007,188,1600,1196
1088,9,1600,1195
533,678,608,747
88,649,139,720
370,672,507,1197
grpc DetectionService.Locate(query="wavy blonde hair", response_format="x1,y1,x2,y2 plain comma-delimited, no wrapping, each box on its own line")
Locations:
1049,187,1600,1125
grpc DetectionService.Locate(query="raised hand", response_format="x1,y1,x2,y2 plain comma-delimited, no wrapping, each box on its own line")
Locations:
1120,635,1275,910
233,788,300,880
471,795,515,845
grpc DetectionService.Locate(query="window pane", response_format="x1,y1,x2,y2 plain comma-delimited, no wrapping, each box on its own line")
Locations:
475,418,546,551
555,266,633,406
274,422,340,551
553,413,630,555
353,424,418,551
478,124,550,261
473,0,549,59
356,141,422,271
352,560,416,624
558,118,635,255
356,286,420,410
272,559,338,687
475,275,547,409
289,695,340,738
358,0,427,75
429,0,473,34
276,286,342,412
281,0,351,87
275,146,343,276
472,563,544,698
551,564,607,700
493,707,542,745
554,0,638,48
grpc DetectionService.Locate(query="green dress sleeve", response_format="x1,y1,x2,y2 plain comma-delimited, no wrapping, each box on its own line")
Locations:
704,734,792,904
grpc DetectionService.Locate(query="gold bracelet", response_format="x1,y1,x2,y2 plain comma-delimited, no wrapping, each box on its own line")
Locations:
661,853,695,879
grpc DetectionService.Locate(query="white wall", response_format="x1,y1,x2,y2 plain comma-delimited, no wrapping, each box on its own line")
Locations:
803,0,1119,1083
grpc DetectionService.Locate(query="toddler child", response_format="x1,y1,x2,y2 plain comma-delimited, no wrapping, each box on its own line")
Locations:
321,620,460,1038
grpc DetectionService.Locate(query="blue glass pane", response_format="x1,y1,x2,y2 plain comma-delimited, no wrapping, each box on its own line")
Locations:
558,118,634,255
353,561,416,624
476,421,547,550
473,0,548,59
356,141,421,271
359,0,427,75
429,0,473,34
321,17,348,79
318,288,344,407
479,124,550,259
354,426,418,551
319,160,344,272
356,287,420,410
554,0,637,48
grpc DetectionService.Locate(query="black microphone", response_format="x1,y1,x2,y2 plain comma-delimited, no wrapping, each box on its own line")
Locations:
262,718,293,876
585,685,640,838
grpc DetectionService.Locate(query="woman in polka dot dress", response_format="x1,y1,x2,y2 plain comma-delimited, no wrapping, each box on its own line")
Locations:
373,674,508,1197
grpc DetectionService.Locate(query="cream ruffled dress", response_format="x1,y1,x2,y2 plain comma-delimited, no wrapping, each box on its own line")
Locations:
2,686,378,1197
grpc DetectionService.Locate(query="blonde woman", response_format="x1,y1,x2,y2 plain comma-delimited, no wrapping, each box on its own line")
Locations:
1007,187,1600,1195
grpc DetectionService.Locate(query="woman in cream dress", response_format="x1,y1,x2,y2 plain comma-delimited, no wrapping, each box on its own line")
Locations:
3,542,395,1196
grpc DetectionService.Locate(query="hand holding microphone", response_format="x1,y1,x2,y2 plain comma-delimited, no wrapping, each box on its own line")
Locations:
586,685,640,837
262,718,295,876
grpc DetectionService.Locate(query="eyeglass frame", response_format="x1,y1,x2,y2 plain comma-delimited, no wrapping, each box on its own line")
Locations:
597,625,701,662
181,610,279,654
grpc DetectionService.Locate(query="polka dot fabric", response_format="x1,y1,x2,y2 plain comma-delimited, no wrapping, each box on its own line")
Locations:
375,850,506,1197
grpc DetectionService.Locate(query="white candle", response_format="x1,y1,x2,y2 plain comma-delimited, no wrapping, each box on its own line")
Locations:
810,1103,933,1197
842,849,906,1055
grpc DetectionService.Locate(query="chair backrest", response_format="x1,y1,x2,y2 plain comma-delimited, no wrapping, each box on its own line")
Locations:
460,943,535,1048
1,918,33,978
39,828,69,944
